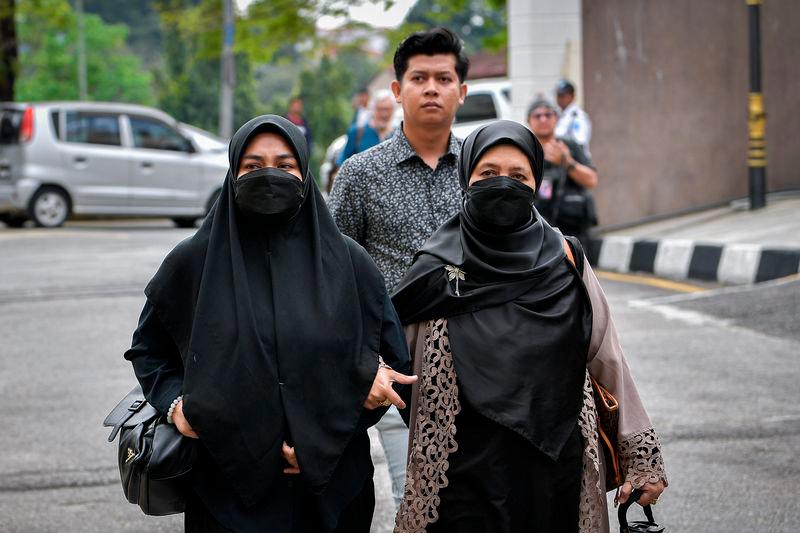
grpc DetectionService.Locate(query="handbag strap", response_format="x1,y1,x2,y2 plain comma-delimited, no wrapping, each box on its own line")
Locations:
549,157,569,222
618,489,657,532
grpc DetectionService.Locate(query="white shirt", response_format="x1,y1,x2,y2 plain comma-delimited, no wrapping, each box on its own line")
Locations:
556,102,592,151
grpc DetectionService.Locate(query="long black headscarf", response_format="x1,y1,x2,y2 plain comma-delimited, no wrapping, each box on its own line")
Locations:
391,120,591,460
145,115,385,506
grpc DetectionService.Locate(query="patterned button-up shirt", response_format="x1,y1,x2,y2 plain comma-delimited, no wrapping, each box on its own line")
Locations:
328,128,463,291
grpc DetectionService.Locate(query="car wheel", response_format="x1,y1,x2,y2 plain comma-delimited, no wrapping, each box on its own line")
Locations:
0,213,27,228
172,217,197,228
29,187,70,228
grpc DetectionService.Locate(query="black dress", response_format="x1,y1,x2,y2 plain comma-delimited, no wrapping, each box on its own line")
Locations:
128,291,405,533
426,394,583,533
124,115,411,533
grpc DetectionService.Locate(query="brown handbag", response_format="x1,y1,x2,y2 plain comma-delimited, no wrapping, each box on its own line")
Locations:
591,376,624,490
563,236,624,490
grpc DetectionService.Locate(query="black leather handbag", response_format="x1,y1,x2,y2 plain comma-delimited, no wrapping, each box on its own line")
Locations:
618,489,666,533
551,161,598,230
104,385,196,515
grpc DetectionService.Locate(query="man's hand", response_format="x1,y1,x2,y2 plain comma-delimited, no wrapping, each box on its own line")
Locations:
282,442,300,475
173,400,198,439
364,367,417,410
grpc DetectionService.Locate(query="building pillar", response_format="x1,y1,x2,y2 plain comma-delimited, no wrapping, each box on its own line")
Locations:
508,0,583,122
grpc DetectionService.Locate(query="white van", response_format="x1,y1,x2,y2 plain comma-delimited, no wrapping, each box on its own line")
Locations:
0,102,228,228
451,78,513,139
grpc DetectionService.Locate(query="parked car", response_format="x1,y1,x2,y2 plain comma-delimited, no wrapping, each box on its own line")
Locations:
0,102,228,228
318,133,347,195
178,122,228,153
451,78,513,139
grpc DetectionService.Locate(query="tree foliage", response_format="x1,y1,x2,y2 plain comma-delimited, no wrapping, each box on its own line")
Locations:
14,0,154,103
83,0,162,66
0,0,17,101
386,0,507,60
152,0,260,133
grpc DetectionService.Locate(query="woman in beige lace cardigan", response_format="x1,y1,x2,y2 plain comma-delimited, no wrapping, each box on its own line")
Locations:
390,121,666,533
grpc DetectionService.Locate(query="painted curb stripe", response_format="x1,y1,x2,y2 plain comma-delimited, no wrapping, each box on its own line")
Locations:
688,245,724,280
596,271,705,293
755,249,800,283
589,237,800,285
629,240,658,273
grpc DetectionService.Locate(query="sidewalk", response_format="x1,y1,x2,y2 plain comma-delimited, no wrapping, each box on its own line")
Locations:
589,192,800,285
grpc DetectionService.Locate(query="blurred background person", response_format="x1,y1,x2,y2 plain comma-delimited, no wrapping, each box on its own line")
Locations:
351,87,371,129
286,95,313,153
555,79,592,156
336,90,397,167
528,98,598,253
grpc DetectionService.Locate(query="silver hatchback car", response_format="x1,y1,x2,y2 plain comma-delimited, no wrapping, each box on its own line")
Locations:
0,102,229,228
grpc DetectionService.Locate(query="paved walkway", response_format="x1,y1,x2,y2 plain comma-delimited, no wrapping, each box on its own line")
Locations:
591,193,800,284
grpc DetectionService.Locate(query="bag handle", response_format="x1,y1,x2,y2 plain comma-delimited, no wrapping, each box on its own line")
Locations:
618,488,657,533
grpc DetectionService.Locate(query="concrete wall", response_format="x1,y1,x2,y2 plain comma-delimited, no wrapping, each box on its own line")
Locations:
508,0,583,123
582,0,800,227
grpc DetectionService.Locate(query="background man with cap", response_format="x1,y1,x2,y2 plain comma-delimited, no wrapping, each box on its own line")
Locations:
555,79,592,155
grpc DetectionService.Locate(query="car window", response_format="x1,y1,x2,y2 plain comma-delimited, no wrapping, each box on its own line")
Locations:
130,116,193,152
65,112,122,146
50,111,60,139
0,108,22,145
455,93,497,124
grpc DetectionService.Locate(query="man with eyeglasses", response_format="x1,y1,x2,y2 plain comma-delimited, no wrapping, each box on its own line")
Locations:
527,99,598,253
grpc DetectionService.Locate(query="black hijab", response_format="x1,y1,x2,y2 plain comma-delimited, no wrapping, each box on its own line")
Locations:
145,115,386,505
391,120,591,460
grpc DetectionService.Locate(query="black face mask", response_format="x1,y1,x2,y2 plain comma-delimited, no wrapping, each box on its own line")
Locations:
464,176,535,231
233,167,305,223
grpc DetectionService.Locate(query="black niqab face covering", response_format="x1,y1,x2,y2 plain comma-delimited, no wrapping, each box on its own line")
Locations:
464,176,535,231
233,167,305,222
392,120,592,461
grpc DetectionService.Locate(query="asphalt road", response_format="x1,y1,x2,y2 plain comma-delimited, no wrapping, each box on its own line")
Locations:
0,220,798,532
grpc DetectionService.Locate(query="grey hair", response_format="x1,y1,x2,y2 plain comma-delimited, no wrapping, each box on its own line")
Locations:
370,89,396,111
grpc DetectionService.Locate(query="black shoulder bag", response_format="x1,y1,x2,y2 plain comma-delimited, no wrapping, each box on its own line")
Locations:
103,385,196,515
551,159,598,230
618,489,666,533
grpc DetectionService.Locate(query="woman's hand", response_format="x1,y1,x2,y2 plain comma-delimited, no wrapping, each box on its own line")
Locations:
282,442,300,475
173,400,198,439
617,480,666,506
364,367,417,410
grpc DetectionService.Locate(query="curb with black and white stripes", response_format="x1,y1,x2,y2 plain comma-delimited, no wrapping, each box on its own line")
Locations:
588,237,800,285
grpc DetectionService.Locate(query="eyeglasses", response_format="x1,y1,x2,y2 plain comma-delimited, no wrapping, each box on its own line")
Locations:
530,112,555,120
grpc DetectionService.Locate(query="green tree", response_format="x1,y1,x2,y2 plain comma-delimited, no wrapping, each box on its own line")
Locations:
0,0,17,101
297,55,354,175
14,0,154,103
386,0,507,59
83,0,162,66
153,0,262,134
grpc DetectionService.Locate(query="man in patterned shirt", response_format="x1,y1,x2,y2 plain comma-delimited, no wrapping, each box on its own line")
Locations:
328,27,469,507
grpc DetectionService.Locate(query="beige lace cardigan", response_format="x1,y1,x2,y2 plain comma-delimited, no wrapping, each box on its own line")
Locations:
394,260,668,533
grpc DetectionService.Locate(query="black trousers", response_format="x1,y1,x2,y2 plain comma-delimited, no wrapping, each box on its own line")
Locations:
185,478,375,533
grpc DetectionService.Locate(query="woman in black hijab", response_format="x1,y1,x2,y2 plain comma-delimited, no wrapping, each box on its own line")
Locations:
124,115,414,533
392,120,666,533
